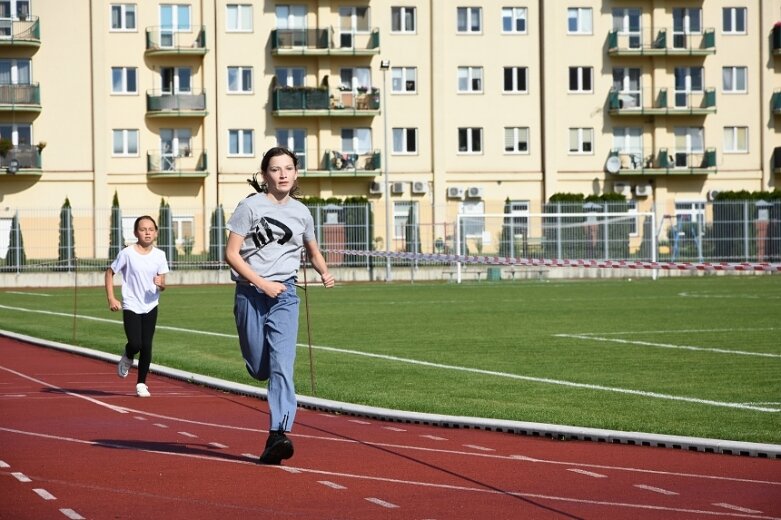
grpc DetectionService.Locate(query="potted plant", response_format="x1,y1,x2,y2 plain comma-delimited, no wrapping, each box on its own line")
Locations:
0,138,13,159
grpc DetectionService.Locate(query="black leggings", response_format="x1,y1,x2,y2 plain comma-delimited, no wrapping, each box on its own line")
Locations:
122,307,158,384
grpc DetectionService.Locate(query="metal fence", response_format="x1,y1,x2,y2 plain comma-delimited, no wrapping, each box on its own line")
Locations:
1,200,779,274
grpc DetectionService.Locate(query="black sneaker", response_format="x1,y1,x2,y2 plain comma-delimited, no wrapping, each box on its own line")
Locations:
258,431,294,465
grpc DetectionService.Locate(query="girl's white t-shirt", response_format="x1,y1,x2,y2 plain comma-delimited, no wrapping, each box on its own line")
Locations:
110,246,170,314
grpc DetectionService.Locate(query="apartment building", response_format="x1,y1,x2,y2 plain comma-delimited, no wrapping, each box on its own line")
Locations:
0,1,778,259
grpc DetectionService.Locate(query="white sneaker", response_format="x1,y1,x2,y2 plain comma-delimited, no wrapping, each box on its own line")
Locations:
136,383,150,398
117,354,132,378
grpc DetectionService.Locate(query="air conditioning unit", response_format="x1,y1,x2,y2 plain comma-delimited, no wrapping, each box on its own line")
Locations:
707,189,720,201
368,181,383,194
447,187,464,199
613,182,630,196
466,187,484,198
411,181,428,194
391,182,405,194
634,184,651,197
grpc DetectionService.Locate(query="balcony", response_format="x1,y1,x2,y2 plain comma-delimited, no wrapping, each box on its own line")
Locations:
145,26,207,56
0,16,40,48
146,90,207,118
773,91,781,116
607,27,715,57
146,149,208,178
608,87,716,116
774,147,781,174
272,87,380,117
0,83,41,113
607,148,717,176
0,145,42,176
271,28,380,56
773,23,781,56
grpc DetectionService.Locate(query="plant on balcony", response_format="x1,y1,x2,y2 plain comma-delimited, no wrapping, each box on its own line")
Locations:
36,141,47,153
357,86,368,93
0,138,13,159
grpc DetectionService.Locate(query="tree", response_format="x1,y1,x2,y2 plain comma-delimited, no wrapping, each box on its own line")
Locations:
157,198,177,269
109,191,124,260
4,212,26,271
208,204,226,268
58,198,75,271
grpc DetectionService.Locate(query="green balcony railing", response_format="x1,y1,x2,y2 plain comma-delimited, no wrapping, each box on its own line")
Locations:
608,87,715,115
773,91,781,114
146,90,207,116
0,145,42,173
145,25,206,54
324,149,381,175
147,149,208,178
607,27,715,56
272,87,381,116
607,147,716,175
271,27,380,55
0,83,40,108
773,24,781,54
0,16,40,46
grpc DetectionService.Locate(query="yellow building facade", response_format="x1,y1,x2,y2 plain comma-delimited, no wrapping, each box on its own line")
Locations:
0,1,779,259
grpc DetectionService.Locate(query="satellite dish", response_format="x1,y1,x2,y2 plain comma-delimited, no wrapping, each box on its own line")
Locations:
606,156,621,174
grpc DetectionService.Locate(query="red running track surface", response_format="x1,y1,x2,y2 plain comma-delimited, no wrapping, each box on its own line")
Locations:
1,336,779,520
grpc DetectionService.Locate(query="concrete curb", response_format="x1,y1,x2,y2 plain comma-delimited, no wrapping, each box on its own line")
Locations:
3,329,779,459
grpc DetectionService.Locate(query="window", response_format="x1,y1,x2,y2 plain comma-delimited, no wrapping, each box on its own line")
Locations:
111,67,137,94
673,127,704,167
160,67,191,94
341,128,372,154
1,0,29,20
338,6,369,48
568,67,592,93
226,4,253,32
504,127,529,153
173,216,194,252
458,127,482,153
227,66,253,93
392,128,417,154
0,58,30,85
276,129,306,169
391,6,415,33
612,127,643,169
722,66,747,93
391,67,416,93
457,66,482,93
275,5,306,45
110,4,136,31
503,67,527,93
612,67,641,108
567,7,592,34
724,126,748,153
275,67,305,87
460,200,485,238
507,201,530,235
160,128,191,170
160,4,191,32
393,201,417,241
112,129,139,156
228,129,253,156
568,128,593,154
722,7,746,34
672,8,702,48
340,67,372,91
674,201,705,234
612,8,641,48
457,7,481,33
502,7,527,33
0,123,31,147
674,67,703,107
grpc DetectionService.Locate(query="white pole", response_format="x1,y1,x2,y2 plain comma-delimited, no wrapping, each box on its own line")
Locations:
381,60,392,282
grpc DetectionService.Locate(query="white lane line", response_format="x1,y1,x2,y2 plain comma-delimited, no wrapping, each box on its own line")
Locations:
177,431,198,438
567,469,607,478
556,333,781,359
463,444,495,452
713,503,763,514
133,416,147,421
0,366,128,414
365,497,399,509
4,303,778,412
11,472,31,482
6,291,51,296
348,419,371,425
59,509,85,520
0,460,9,468
318,480,347,490
2,427,779,519
33,488,57,500
383,426,407,432
279,466,302,474
576,327,780,336
153,423,168,429
208,442,228,449
242,453,257,459
634,484,678,496
420,435,447,441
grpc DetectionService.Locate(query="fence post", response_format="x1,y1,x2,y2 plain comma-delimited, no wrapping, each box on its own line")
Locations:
743,201,749,261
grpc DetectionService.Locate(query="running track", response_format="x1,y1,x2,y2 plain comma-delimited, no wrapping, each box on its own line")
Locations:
1,336,779,520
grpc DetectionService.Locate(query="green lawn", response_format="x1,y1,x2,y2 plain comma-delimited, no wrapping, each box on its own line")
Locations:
1,275,779,444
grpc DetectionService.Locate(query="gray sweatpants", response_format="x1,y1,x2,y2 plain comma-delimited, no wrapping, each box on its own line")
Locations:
234,280,299,432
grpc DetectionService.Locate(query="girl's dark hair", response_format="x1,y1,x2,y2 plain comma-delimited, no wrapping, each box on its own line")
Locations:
134,215,158,232
247,146,301,198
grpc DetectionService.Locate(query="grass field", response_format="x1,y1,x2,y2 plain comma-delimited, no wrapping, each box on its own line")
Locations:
1,274,779,445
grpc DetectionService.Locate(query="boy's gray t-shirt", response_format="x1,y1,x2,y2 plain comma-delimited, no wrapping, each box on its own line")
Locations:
226,193,315,282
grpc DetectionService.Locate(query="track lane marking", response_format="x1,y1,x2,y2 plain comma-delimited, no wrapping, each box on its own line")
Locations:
12,471,31,482
714,504,764,514
365,497,399,509
318,480,347,490
33,488,56,500
59,509,85,519
567,469,607,478
634,484,678,496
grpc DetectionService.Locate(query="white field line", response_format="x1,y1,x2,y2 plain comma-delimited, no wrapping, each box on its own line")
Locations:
1,304,778,412
555,334,781,359
1,427,779,520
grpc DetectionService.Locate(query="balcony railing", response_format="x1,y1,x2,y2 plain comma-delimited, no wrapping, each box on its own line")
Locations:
146,90,207,117
608,147,717,175
774,147,781,173
607,27,715,56
146,149,208,178
0,145,42,174
271,28,380,56
145,26,207,55
272,87,380,117
608,87,716,116
0,83,40,110
773,23,781,55
0,16,40,47
773,91,781,115
321,149,381,176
